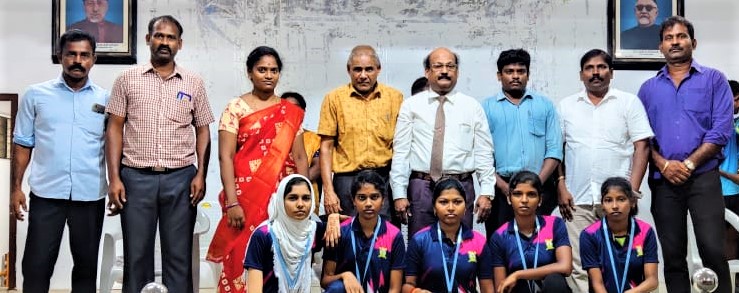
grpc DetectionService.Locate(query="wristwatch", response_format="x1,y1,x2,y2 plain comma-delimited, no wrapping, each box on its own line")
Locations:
683,159,696,171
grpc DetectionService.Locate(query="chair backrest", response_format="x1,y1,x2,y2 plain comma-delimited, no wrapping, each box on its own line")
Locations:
687,208,739,273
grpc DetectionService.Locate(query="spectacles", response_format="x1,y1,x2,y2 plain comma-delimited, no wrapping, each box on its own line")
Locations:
635,5,656,12
430,63,458,72
84,0,108,6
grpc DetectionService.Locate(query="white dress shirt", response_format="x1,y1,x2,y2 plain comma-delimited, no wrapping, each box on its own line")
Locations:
558,88,654,205
390,89,496,199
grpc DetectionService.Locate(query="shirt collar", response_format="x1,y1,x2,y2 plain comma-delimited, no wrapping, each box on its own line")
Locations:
350,216,387,237
575,88,618,104
656,59,704,78
54,75,93,92
425,89,458,105
505,215,547,235
348,83,382,100
430,222,474,242
143,62,183,80
495,90,534,103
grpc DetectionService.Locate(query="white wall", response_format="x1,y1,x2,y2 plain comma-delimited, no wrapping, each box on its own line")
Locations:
1,0,738,289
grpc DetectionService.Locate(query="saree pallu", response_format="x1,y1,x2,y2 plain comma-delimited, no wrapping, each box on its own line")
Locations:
206,101,303,293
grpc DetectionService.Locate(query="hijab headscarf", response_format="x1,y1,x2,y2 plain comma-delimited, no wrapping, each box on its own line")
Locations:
264,174,317,293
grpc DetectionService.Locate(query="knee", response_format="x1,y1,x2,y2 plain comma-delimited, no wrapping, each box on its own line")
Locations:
323,279,345,293
542,274,571,293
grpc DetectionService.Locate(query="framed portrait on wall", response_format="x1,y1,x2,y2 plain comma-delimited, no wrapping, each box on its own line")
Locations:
52,0,137,64
608,0,684,70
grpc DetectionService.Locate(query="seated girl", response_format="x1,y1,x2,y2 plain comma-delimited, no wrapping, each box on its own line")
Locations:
579,177,658,293
321,170,406,293
403,177,494,293
489,171,572,293
243,174,339,293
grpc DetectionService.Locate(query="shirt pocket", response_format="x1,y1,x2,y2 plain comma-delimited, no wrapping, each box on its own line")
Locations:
528,116,546,137
682,89,710,125
451,122,473,151
165,96,194,124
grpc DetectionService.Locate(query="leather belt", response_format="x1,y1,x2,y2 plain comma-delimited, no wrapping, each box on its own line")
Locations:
125,165,189,173
410,171,473,182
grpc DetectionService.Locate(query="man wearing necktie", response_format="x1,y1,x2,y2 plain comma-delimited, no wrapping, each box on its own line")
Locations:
390,47,496,236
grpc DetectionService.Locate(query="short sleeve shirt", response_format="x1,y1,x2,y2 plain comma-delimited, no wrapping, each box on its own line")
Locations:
243,222,327,293
580,218,659,292
490,215,570,291
106,63,215,168
405,223,492,293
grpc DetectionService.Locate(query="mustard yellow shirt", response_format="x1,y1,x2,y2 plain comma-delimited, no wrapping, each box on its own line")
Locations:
317,83,404,173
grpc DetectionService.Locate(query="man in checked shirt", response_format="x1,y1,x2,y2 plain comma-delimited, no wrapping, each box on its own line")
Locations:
105,15,214,293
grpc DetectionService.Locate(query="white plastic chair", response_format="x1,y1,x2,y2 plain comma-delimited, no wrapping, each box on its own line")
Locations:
99,210,211,293
687,208,739,291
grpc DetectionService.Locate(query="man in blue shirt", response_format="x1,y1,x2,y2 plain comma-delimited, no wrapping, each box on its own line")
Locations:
638,16,734,293
11,29,108,293
482,49,562,239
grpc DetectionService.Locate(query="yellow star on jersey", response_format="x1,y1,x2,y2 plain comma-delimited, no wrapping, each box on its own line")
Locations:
545,239,555,250
468,251,477,263
378,247,387,259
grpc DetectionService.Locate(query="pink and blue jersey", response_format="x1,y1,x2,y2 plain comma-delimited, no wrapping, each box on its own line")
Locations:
579,218,658,293
243,222,326,293
489,215,570,290
405,222,493,293
323,218,406,293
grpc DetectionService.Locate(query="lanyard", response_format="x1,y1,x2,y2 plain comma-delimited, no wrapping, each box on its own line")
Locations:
269,226,313,289
437,223,462,293
350,217,382,285
514,217,541,293
602,217,635,293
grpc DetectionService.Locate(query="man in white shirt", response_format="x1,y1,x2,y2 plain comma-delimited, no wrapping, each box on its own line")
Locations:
390,47,496,235
557,49,653,292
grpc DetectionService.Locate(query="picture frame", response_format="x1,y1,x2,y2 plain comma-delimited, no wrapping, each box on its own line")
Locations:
608,0,684,70
52,0,137,64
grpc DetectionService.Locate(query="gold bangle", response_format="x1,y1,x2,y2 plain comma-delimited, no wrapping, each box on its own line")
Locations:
557,176,565,182
661,161,670,173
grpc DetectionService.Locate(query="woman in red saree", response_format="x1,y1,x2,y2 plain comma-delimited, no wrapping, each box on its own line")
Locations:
207,46,308,293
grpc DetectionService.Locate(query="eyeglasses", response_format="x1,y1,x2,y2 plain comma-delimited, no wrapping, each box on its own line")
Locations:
430,63,458,72
635,5,656,12
84,0,108,6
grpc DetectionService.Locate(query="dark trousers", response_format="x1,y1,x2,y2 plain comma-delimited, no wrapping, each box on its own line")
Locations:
22,193,104,293
513,273,571,293
407,176,476,236
120,166,197,293
650,169,731,293
485,174,558,239
333,167,400,226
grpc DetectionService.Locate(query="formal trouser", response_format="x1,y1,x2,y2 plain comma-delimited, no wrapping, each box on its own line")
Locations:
120,165,197,293
22,193,105,293
564,204,604,293
724,195,739,260
485,174,558,239
333,166,400,226
650,169,731,293
513,273,572,293
407,174,476,236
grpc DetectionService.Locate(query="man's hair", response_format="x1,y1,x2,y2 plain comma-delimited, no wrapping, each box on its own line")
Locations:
496,49,530,72
58,29,96,55
148,15,183,37
411,77,428,95
281,92,307,110
660,16,694,41
423,50,460,70
246,46,283,72
579,49,613,71
729,80,739,97
346,45,381,69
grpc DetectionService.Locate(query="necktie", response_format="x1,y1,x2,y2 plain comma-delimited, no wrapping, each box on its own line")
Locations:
429,95,446,182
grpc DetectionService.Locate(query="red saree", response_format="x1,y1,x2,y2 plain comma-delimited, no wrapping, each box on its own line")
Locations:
206,100,303,293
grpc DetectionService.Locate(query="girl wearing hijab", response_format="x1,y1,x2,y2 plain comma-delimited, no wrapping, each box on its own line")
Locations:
579,177,658,293
403,177,494,293
243,174,339,293
489,171,572,293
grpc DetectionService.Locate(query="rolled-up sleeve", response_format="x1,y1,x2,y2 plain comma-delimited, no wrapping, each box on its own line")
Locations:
543,100,563,161
13,88,36,147
703,71,733,146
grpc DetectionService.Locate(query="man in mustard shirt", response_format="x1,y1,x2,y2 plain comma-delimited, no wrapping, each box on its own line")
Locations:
318,45,404,221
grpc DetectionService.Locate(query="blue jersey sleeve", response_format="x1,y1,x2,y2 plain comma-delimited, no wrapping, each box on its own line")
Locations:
244,228,271,271
554,217,571,248
478,238,494,279
390,231,406,270
489,233,506,267
404,237,422,276
643,227,659,264
579,229,601,270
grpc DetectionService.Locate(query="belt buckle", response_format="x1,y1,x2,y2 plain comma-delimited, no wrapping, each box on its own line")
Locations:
152,166,167,172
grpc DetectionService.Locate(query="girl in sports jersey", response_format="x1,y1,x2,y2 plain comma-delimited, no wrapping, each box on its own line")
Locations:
403,177,494,293
489,171,573,293
321,170,406,293
579,177,658,293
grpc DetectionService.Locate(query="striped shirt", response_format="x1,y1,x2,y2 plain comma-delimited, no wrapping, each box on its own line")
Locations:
107,63,214,168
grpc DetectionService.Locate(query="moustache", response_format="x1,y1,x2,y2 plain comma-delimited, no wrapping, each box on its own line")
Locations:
438,75,452,81
589,76,604,82
68,64,85,72
157,45,171,53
